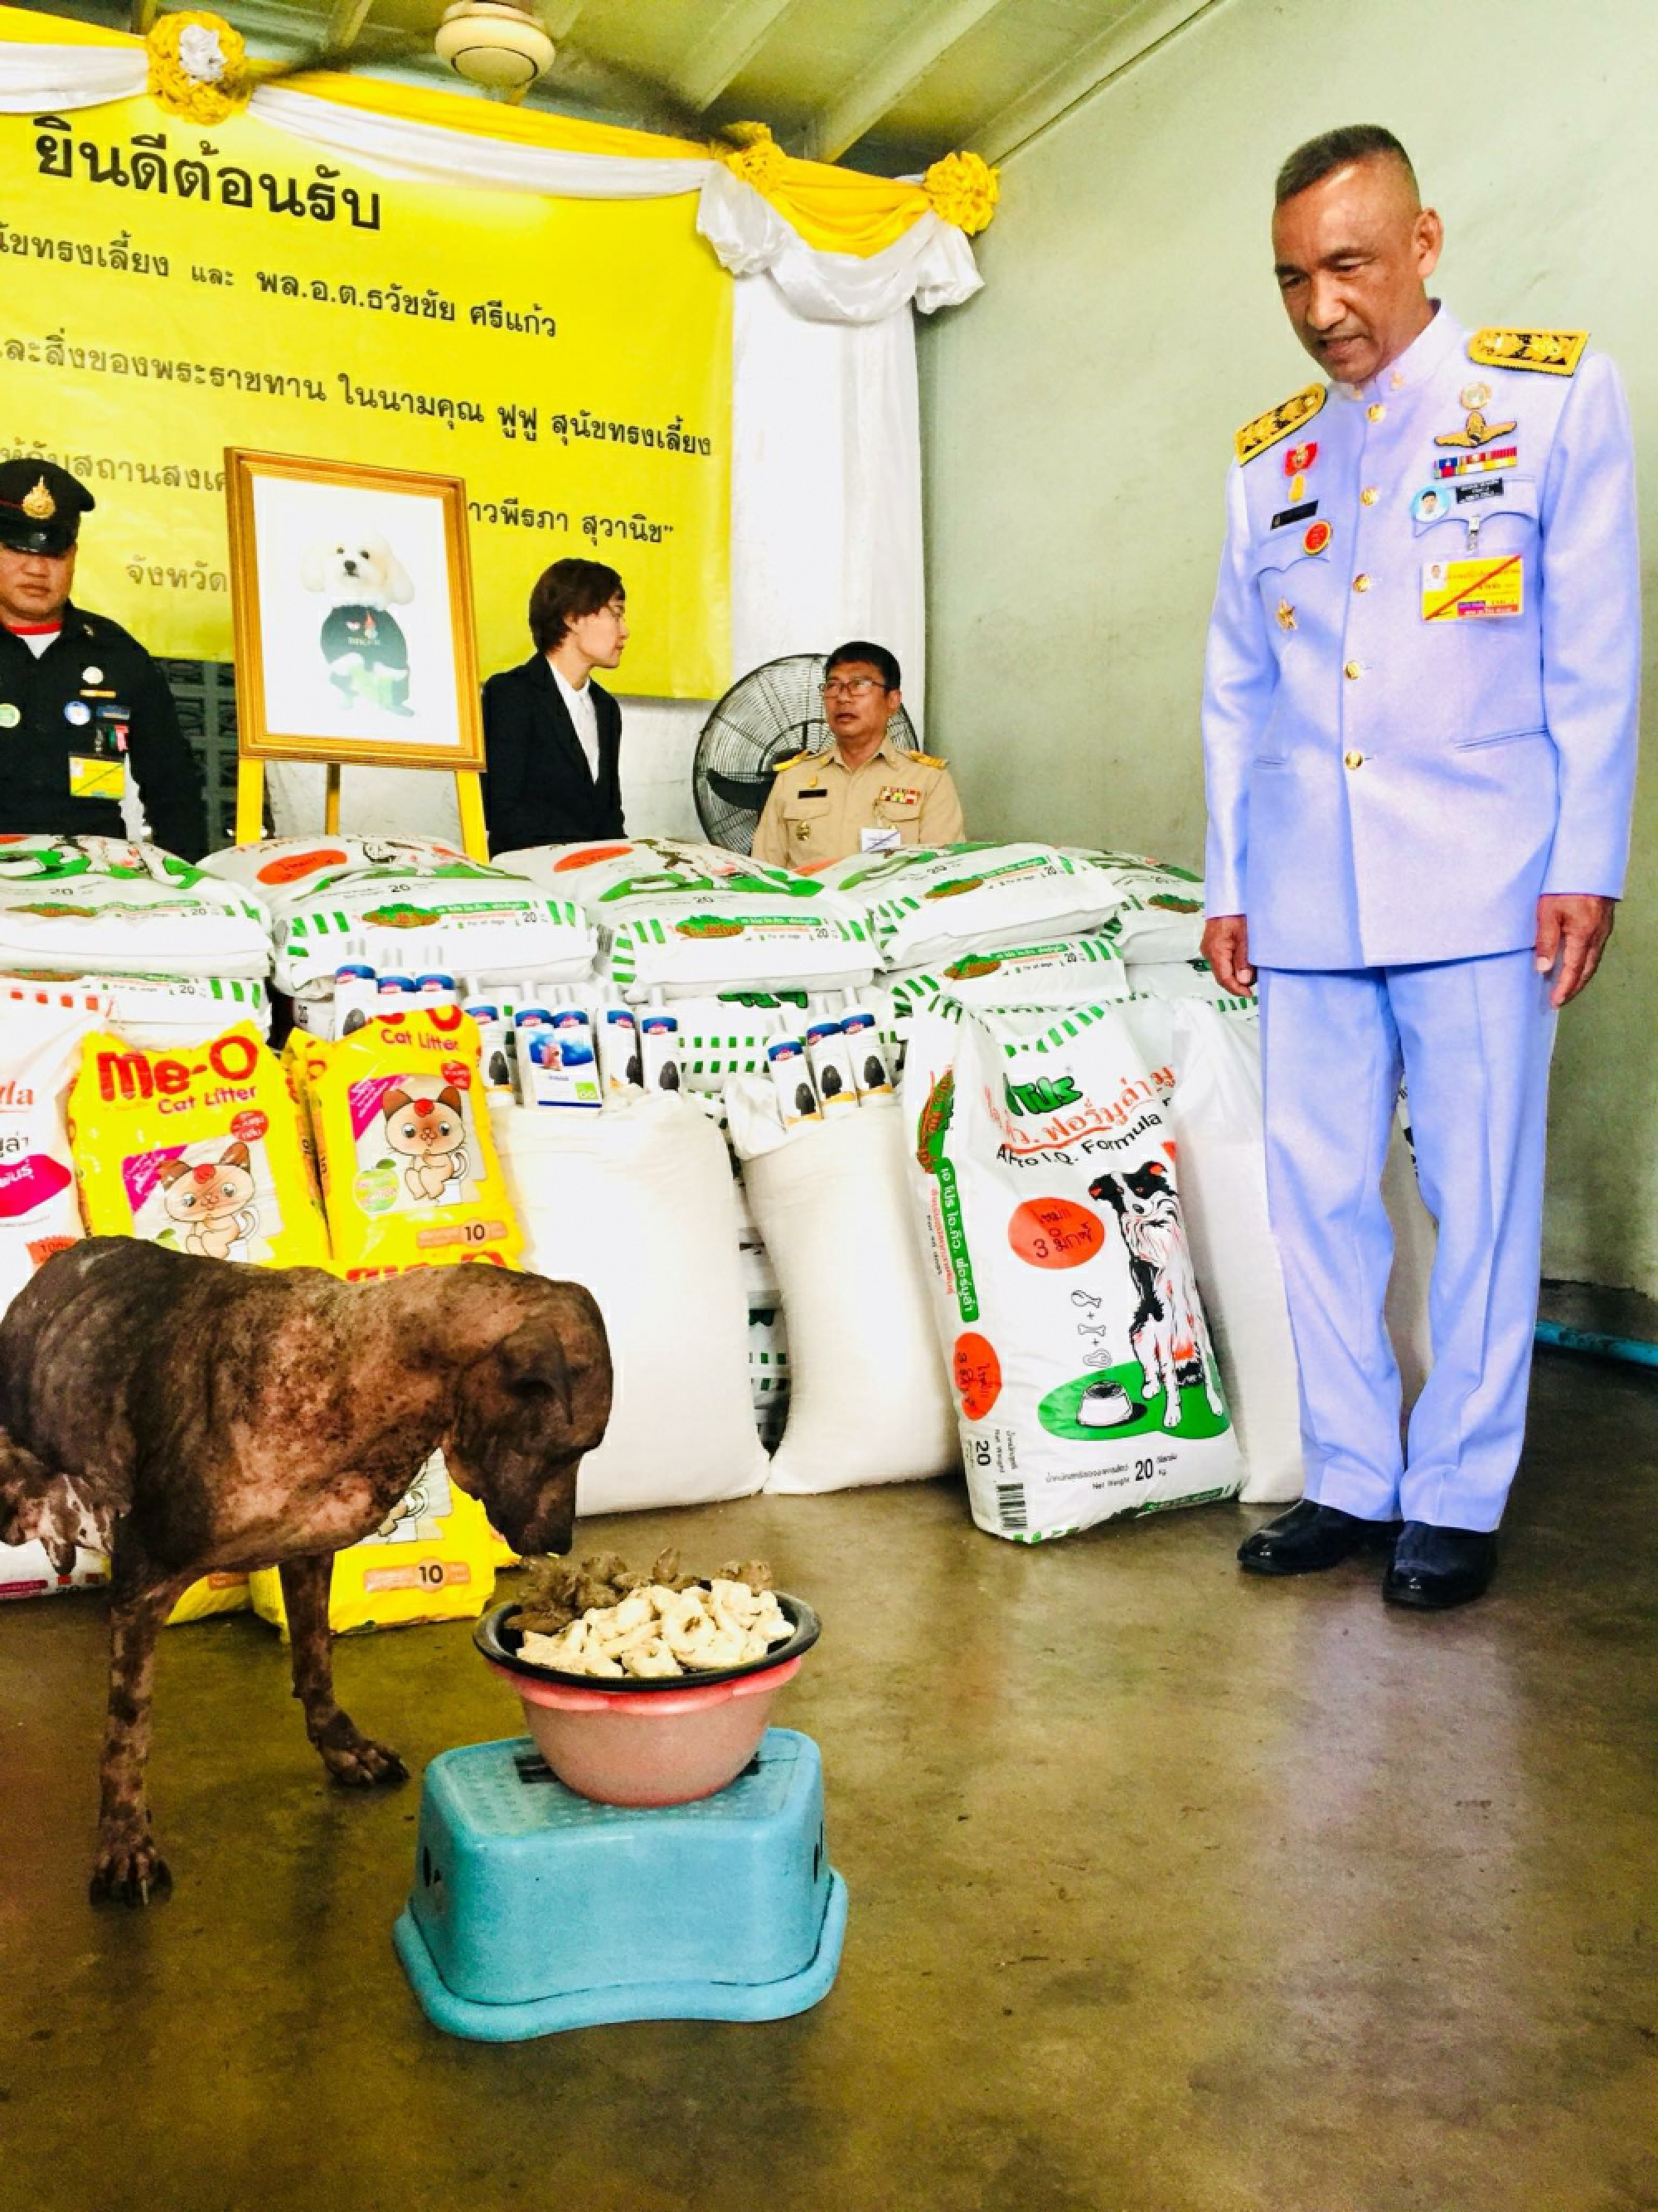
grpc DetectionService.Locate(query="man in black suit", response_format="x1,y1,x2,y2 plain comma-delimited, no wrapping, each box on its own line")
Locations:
481,558,628,852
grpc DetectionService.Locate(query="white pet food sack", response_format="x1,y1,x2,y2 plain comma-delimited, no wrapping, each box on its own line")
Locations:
0,996,104,1318
654,992,797,1092
1125,958,1254,1012
200,836,596,997
727,1082,957,1494
1121,997,1436,1506
903,999,1243,1540
1065,851,1208,962
883,936,1133,1023
496,837,875,1000
2,970,269,1049
816,843,1131,973
0,839,270,978
492,1092,767,1513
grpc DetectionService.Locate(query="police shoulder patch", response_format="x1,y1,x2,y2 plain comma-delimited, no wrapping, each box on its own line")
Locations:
1234,381,1326,464
909,751,948,770
1468,327,1588,376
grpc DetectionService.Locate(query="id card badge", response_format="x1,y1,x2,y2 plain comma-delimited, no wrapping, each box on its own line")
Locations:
861,825,903,854
68,754,127,801
1421,555,1525,622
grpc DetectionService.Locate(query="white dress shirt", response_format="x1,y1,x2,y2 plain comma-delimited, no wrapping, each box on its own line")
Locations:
549,659,600,784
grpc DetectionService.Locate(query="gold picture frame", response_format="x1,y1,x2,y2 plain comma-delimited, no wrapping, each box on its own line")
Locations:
225,449,488,851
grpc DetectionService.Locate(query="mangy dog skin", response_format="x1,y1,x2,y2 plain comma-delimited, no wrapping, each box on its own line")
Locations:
0,1239,612,1908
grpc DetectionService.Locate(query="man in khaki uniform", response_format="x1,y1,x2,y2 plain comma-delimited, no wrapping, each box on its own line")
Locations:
751,640,964,871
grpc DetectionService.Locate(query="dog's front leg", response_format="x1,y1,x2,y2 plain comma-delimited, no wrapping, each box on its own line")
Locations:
279,1555,408,1789
90,1574,187,1906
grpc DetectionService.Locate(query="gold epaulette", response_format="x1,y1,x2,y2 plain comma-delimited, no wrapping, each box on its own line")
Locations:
910,751,948,770
771,750,810,772
1469,327,1588,376
1234,381,1325,464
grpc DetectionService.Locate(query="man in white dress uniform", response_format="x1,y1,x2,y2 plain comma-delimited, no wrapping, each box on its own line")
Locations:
1200,125,1640,1608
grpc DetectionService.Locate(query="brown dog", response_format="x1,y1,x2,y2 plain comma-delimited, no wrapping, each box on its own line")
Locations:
0,1239,611,1907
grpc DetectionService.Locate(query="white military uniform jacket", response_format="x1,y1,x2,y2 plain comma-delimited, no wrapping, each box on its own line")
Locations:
1201,305,1640,968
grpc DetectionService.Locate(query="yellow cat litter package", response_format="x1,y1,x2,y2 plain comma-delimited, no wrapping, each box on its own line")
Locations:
300,1007,522,1276
68,1023,328,1268
166,1572,253,1625
249,1454,496,1637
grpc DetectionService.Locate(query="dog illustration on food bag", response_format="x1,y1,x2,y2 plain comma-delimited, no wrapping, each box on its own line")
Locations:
155,1140,260,1261
381,1082,469,1201
300,531,416,717
1089,1161,1224,1431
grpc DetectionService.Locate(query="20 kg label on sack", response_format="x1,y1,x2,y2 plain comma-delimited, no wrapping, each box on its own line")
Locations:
904,1000,1241,1541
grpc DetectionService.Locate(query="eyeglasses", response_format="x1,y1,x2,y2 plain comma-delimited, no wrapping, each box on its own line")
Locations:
821,677,884,698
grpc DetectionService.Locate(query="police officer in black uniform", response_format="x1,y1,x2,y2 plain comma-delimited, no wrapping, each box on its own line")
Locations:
0,459,207,860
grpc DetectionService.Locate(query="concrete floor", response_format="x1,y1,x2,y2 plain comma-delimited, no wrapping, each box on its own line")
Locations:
2,1340,1656,2212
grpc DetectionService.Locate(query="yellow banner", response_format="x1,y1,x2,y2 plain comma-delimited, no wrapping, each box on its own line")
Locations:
0,96,730,698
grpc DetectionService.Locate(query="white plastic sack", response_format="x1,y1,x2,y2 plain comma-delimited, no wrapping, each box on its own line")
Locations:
902,998,1243,1540
2,970,268,1049
815,843,1130,972
0,839,269,978
727,1079,957,1493
1121,999,1437,1506
201,835,595,996
1125,958,1253,1012
1065,851,1208,961
491,1093,767,1515
0,995,105,1318
497,837,875,1000
883,935,1134,1021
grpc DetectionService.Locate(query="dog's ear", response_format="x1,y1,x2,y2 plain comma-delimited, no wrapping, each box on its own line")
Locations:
437,1085,463,1115
444,1285,612,1559
0,1437,117,1574
382,549,415,606
219,1141,250,1169
300,544,327,593
382,1088,411,1119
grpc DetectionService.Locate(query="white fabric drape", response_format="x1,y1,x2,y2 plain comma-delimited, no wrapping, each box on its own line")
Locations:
0,48,144,109
696,164,981,323
269,279,928,843
250,81,709,198
0,46,982,322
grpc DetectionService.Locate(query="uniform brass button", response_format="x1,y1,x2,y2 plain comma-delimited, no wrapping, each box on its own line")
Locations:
1367,403,1386,423
1344,750,1364,769
1344,661,1362,680
1361,487,1379,506
1354,574,1372,593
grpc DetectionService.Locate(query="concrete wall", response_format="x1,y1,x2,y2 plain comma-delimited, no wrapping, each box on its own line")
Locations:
919,0,1658,1296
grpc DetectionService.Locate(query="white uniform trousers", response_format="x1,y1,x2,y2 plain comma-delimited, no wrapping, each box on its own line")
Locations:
1258,952,1558,1531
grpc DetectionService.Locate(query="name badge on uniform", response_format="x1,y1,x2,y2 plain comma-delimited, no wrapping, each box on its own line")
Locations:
68,754,128,801
861,826,902,854
1421,555,1525,622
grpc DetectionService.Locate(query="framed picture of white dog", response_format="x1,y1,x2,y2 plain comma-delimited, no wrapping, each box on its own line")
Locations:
225,450,485,773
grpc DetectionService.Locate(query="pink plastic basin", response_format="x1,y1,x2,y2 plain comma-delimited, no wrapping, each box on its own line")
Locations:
487,1654,803,1807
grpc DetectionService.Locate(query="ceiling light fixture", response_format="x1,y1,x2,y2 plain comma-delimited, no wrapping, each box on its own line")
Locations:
434,2,555,90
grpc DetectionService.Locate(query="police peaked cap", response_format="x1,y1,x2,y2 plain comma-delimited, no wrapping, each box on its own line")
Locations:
0,459,95,556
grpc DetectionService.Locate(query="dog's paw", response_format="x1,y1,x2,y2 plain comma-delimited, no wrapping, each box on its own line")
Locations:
322,1735,410,1790
89,1837,173,1908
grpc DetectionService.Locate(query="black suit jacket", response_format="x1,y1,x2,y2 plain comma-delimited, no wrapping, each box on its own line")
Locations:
480,654,625,854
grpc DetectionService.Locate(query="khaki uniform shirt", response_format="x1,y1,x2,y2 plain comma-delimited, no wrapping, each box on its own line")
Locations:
752,735,965,871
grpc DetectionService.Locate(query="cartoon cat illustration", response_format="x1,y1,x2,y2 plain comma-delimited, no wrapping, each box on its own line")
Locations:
155,1140,260,1261
382,1084,469,1201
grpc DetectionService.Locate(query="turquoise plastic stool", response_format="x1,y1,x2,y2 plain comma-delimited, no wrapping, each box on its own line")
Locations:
392,1727,847,2041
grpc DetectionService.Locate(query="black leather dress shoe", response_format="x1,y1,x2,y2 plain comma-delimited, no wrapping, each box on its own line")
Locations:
1383,1523,1498,1610
1238,1499,1400,1577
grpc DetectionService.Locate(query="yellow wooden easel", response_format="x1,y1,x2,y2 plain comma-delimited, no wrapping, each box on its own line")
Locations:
234,757,488,860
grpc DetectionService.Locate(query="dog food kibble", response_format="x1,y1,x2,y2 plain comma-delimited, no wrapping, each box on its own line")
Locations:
513,1549,791,1680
